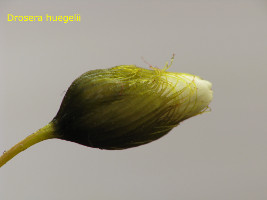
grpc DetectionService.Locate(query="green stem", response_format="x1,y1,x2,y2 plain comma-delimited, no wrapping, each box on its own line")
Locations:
0,122,56,168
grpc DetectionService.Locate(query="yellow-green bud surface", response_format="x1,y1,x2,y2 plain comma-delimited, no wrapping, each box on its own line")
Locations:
53,65,213,149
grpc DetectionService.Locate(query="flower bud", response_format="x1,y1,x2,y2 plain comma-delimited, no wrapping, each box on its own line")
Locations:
53,65,213,150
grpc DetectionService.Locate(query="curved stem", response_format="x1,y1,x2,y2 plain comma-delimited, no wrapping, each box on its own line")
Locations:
0,122,56,168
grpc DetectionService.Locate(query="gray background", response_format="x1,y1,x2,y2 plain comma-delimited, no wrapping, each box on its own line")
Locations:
0,0,267,200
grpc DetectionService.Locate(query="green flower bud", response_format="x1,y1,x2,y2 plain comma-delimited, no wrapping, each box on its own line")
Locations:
53,65,213,150
0,61,213,168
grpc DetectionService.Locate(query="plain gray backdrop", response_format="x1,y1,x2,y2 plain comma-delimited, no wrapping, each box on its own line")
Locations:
1,0,267,200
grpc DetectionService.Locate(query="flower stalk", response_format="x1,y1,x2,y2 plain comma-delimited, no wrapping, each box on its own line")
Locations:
0,123,56,168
